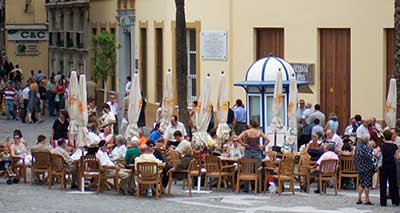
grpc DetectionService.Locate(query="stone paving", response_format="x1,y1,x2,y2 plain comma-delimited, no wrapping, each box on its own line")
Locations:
1,115,400,213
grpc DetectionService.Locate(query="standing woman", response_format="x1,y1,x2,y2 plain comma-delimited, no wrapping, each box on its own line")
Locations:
50,111,70,148
375,130,400,206
26,82,39,123
354,136,375,205
325,113,339,134
237,120,270,161
55,79,65,113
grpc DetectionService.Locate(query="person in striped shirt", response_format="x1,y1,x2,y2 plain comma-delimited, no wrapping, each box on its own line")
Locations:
3,82,16,120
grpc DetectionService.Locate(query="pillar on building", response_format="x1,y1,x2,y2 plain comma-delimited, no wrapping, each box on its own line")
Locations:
116,8,136,131
63,54,69,75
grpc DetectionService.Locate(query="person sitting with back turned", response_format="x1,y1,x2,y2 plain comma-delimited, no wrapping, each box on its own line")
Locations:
124,137,141,165
313,143,339,193
51,138,78,189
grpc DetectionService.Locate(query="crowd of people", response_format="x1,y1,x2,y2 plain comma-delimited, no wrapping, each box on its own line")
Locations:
1,70,400,206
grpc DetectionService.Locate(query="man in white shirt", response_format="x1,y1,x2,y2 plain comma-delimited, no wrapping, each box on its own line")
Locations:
110,135,127,161
174,130,192,155
21,82,30,123
356,120,370,140
100,103,116,134
325,129,343,151
96,140,131,194
371,117,382,131
106,94,120,134
302,103,314,121
163,115,187,147
307,104,326,127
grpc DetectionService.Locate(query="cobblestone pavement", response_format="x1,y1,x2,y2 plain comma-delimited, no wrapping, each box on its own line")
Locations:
1,116,400,213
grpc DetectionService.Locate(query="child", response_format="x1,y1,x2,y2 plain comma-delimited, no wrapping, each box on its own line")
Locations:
0,147,13,175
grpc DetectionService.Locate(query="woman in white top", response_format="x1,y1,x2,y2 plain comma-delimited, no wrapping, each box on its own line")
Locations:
10,134,32,166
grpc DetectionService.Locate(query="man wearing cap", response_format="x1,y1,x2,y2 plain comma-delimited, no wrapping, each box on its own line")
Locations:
96,140,131,194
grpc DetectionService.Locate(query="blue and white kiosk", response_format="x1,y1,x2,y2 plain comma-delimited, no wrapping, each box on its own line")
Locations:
234,56,307,149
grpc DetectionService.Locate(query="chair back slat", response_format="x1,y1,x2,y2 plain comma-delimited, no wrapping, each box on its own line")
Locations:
189,159,199,173
32,151,51,169
238,158,258,175
81,154,99,173
51,154,66,172
137,162,159,180
205,155,221,173
340,155,356,173
264,151,277,161
320,159,338,175
279,158,295,176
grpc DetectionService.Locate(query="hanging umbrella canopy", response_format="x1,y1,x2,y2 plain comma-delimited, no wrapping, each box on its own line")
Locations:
385,78,397,129
193,74,212,147
76,74,90,147
286,74,298,146
271,68,284,131
216,71,231,142
160,69,173,132
125,72,142,141
68,71,79,137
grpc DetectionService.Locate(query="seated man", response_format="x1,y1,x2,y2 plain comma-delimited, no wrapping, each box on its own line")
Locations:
31,135,51,152
125,137,141,165
312,143,339,193
96,140,132,194
110,135,127,162
163,144,193,188
99,127,114,143
174,131,192,156
51,138,78,189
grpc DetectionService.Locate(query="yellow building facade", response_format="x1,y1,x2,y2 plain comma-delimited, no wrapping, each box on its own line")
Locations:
128,0,394,129
5,0,48,77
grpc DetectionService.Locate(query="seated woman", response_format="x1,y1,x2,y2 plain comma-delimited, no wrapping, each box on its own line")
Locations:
10,134,31,166
305,134,324,161
228,138,243,158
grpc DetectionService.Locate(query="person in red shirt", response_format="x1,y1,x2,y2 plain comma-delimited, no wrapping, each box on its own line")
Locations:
3,82,16,120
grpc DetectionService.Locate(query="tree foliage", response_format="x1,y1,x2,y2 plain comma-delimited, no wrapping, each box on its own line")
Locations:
91,31,117,82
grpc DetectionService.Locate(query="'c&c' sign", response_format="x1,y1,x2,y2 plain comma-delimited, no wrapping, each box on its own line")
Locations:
7,30,49,41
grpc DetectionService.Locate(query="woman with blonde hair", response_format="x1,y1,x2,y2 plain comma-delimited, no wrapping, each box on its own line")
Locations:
325,113,339,134
26,82,40,123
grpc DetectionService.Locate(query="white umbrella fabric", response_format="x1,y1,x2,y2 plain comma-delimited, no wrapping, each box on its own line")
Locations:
286,74,298,146
192,74,212,147
76,74,90,148
160,70,173,132
124,72,142,141
271,69,284,131
385,78,397,129
216,71,231,143
67,71,79,140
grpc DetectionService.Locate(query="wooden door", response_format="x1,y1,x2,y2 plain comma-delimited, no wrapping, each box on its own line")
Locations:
155,28,163,102
256,28,284,59
386,28,395,94
140,28,147,97
320,29,351,134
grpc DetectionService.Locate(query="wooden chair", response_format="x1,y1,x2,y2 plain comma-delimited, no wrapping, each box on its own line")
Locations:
49,154,70,189
272,158,296,195
262,151,279,192
98,166,120,193
236,158,259,193
79,154,101,192
294,154,312,192
318,159,339,195
135,162,162,198
11,156,26,183
31,151,51,184
338,155,358,190
167,159,198,197
204,155,236,192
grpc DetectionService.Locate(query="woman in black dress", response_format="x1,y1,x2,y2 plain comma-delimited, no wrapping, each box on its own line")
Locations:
375,130,400,206
354,136,375,205
50,111,70,147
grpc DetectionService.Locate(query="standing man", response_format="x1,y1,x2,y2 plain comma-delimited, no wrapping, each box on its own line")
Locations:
232,99,247,136
357,120,371,140
100,103,116,134
107,94,120,134
297,99,306,120
3,82,16,120
307,104,326,127
226,101,235,129
21,80,30,123
46,76,56,116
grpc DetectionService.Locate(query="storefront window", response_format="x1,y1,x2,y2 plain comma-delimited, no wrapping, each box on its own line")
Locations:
266,94,286,126
248,95,261,125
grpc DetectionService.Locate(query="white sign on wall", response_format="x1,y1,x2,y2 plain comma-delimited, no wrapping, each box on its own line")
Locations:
8,30,49,41
201,31,227,60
